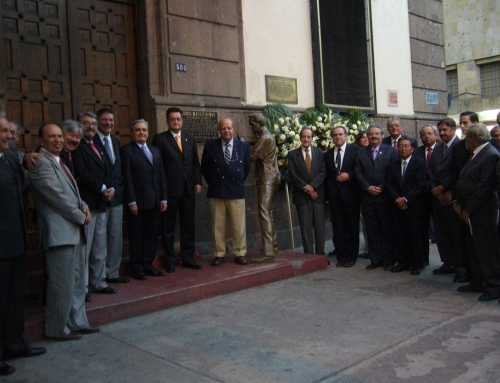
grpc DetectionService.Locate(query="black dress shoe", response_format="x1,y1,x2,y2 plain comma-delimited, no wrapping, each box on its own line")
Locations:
166,264,175,273
94,287,117,294
105,277,130,283
383,264,394,271
344,262,356,268
336,262,344,268
234,256,248,265
366,263,381,270
76,326,100,334
3,346,47,360
134,272,147,281
410,267,421,275
144,268,166,277
391,265,410,273
212,257,225,266
478,291,500,302
457,284,483,293
47,332,82,341
433,266,455,275
182,260,202,269
0,361,15,376
85,293,92,302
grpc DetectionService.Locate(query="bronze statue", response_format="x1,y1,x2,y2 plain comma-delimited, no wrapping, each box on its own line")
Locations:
248,113,281,263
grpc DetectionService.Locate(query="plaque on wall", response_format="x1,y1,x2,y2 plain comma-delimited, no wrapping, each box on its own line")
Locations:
182,110,219,144
265,75,298,104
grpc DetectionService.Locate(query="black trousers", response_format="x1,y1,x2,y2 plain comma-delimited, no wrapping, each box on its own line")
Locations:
433,203,463,268
0,253,28,355
393,210,424,268
331,193,360,264
128,208,161,274
361,200,395,266
161,182,196,265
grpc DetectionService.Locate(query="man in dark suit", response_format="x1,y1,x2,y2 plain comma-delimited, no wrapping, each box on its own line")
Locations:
382,117,404,149
454,124,500,301
386,136,427,275
121,119,168,280
201,118,251,266
152,107,203,272
73,111,122,296
414,125,439,265
428,118,464,279
325,126,360,267
354,124,398,270
59,119,83,177
0,117,46,376
288,128,326,255
29,124,99,341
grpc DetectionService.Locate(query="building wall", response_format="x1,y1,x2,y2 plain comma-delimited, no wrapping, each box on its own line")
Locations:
241,0,315,108
444,0,500,121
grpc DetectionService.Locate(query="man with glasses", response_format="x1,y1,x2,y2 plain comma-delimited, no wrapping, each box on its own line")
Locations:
382,117,404,149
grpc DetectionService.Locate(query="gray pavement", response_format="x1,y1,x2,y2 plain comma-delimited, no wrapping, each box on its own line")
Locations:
4,242,500,383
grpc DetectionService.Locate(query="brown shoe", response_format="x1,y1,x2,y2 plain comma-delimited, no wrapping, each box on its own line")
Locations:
211,257,225,266
47,332,82,341
234,256,248,265
249,255,274,264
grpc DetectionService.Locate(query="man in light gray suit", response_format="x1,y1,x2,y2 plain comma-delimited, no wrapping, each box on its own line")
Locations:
287,128,326,255
29,124,99,341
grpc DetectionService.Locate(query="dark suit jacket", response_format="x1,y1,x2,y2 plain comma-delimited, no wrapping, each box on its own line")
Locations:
201,138,251,199
287,146,326,205
382,136,400,147
386,156,427,216
428,136,461,193
73,139,112,212
324,144,360,204
93,134,124,206
0,150,27,258
152,131,202,198
456,143,500,226
121,142,168,211
354,143,398,204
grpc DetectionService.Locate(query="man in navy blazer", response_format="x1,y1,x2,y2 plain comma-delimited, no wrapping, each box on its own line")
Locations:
325,126,360,267
354,124,398,270
201,118,251,266
288,128,326,255
152,107,203,272
382,117,404,148
386,136,427,275
454,124,500,302
121,119,168,280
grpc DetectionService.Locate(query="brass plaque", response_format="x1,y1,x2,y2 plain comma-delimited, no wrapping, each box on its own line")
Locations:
265,75,298,104
182,110,219,144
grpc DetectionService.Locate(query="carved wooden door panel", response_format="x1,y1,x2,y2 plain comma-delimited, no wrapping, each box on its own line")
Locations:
68,0,138,145
0,0,72,150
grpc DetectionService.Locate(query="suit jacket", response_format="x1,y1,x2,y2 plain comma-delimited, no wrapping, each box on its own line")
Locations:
73,139,112,212
385,156,427,216
28,151,87,250
354,143,398,204
152,131,202,198
324,144,360,204
287,146,326,205
201,138,251,199
456,143,500,226
428,137,461,192
93,134,124,206
121,142,168,211
0,150,27,258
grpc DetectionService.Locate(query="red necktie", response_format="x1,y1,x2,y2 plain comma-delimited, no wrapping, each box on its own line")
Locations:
89,141,103,161
425,147,433,169
393,140,398,150
60,158,76,189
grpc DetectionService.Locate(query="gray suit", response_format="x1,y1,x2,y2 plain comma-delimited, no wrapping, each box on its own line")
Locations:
28,150,90,337
287,146,326,254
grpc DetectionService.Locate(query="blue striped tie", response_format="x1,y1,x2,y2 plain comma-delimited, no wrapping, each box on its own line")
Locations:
224,143,231,164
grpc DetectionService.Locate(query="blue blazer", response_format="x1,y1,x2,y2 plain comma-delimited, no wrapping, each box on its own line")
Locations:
201,138,251,199
354,143,398,204
324,144,360,205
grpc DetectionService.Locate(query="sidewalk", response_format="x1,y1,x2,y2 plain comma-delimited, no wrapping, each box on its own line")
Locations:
5,242,500,383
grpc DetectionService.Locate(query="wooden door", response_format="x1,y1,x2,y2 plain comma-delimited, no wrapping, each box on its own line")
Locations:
0,0,72,150
68,0,138,145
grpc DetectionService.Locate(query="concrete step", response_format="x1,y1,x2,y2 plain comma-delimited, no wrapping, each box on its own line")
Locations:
24,250,327,341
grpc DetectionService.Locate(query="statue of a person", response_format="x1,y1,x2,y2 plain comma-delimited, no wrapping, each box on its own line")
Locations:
248,113,281,263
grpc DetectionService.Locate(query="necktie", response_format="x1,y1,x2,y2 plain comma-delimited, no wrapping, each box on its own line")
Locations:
142,144,153,164
372,148,378,161
336,148,342,174
89,141,103,161
465,152,473,164
175,134,183,153
393,140,398,150
224,143,231,164
305,148,312,174
425,147,432,169
402,160,407,179
103,136,114,164
60,158,76,189
68,151,72,164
